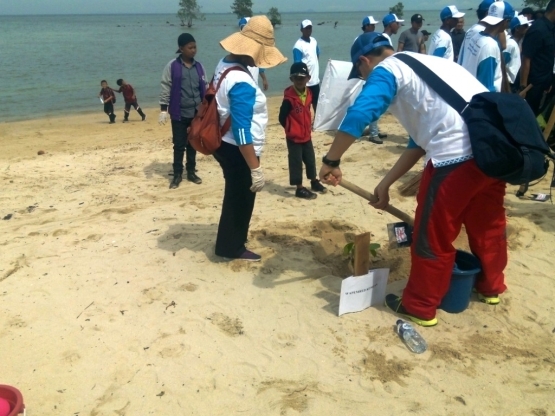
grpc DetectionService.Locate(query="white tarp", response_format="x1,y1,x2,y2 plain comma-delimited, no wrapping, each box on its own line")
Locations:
313,59,363,132
338,268,389,316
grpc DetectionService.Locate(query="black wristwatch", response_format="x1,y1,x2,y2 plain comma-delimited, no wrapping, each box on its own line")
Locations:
322,154,340,168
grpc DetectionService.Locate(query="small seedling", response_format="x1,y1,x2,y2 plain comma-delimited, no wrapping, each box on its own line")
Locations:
343,242,381,258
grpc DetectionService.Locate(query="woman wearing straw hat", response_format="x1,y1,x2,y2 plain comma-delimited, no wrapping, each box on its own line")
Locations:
213,15,287,261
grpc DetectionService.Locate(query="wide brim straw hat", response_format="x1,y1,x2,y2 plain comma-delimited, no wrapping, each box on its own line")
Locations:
220,15,287,69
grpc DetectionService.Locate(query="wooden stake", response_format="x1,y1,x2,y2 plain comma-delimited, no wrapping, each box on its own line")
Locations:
543,104,555,141
354,232,370,277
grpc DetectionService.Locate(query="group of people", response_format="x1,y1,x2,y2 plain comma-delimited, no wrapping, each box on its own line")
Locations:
98,79,146,124
148,4,554,325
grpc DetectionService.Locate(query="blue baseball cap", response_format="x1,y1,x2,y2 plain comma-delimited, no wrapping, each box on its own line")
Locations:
482,1,515,24
510,14,532,30
440,5,465,20
478,0,495,11
383,13,404,26
348,32,393,79
362,16,379,26
238,17,250,28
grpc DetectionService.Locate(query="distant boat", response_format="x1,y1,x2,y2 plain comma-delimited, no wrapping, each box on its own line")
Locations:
468,7,473,10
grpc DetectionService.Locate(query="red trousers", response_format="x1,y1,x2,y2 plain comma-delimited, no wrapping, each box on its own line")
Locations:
403,159,507,320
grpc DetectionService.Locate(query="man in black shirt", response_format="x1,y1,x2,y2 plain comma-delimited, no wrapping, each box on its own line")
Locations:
519,0,555,115
451,17,466,62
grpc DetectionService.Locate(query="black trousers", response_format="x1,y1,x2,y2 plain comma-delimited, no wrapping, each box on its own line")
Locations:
308,83,320,112
124,101,144,119
286,139,317,186
526,83,549,116
103,102,114,116
171,118,197,174
213,141,256,258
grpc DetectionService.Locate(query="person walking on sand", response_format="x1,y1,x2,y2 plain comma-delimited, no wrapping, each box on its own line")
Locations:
213,16,287,261
319,33,506,327
98,80,116,124
293,19,320,111
429,5,465,60
115,79,146,122
279,62,327,199
159,33,206,188
239,17,270,91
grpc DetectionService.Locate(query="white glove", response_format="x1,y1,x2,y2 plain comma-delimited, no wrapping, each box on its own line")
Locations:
158,111,169,125
250,167,265,192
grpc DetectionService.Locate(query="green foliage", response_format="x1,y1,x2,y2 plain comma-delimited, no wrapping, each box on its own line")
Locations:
267,7,282,26
389,2,404,18
523,0,548,8
231,0,253,19
343,242,381,258
177,0,205,28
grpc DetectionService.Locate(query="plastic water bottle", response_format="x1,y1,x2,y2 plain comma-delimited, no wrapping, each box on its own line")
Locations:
396,319,427,354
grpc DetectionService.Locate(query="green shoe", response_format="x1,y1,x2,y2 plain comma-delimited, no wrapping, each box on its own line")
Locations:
385,294,438,327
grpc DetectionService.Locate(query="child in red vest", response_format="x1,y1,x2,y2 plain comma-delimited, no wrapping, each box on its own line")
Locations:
279,62,327,199
115,79,146,122
98,80,116,123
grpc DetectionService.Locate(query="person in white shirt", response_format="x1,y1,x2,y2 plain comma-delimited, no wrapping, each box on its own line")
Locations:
459,1,515,92
214,16,287,262
361,15,379,33
293,20,321,110
238,17,269,91
319,32,507,326
428,5,465,59
381,13,404,45
504,15,532,90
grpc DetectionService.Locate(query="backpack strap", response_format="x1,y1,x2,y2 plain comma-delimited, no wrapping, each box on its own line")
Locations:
394,53,469,114
212,65,249,135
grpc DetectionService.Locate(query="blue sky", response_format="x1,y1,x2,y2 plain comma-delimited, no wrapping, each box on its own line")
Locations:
1,0,482,15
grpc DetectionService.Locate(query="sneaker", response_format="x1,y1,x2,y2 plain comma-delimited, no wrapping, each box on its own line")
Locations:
310,180,328,194
295,187,317,199
123,118,128,123
223,250,261,262
378,132,388,139
169,174,182,189
477,293,500,305
368,136,383,144
187,172,202,184
142,114,147,121
385,294,438,327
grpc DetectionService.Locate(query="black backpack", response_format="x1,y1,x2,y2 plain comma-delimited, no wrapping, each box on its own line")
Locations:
395,53,554,185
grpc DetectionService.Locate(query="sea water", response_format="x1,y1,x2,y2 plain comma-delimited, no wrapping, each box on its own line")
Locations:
0,11,445,122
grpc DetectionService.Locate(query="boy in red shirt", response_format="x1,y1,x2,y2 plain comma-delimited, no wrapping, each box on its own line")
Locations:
98,80,116,124
279,62,327,199
115,79,146,122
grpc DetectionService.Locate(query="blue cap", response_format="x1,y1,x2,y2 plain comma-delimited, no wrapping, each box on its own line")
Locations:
510,14,532,30
362,16,379,26
440,5,465,20
478,0,495,11
238,17,250,28
481,1,515,25
382,13,404,26
348,32,392,79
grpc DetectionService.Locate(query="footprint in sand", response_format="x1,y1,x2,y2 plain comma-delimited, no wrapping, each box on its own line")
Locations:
207,312,244,336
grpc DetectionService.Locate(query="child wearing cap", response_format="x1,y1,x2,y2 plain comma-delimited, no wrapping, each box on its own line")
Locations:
98,80,116,124
115,79,146,122
279,62,327,199
428,5,465,60
239,18,269,91
293,20,321,111
459,1,515,92
504,16,531,90
159,33,207,188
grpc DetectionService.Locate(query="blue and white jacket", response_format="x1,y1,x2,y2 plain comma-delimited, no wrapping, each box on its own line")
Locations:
214,58,268,156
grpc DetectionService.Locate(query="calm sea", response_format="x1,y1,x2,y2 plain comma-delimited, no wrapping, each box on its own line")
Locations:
0,11,448,122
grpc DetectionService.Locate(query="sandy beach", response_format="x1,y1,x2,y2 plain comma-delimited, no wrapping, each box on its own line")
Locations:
1,98,555,415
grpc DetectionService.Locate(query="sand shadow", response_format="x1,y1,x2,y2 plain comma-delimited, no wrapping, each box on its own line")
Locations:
156,223,220,262
263,180,295,198
143,160,173,181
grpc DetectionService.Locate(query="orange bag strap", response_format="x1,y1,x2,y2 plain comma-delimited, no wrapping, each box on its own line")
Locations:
212,65,249,135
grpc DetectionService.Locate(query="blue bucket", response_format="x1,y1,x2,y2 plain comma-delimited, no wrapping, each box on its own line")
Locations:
439,250,481,313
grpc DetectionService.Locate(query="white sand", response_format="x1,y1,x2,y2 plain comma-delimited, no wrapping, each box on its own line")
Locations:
1,99,554,415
